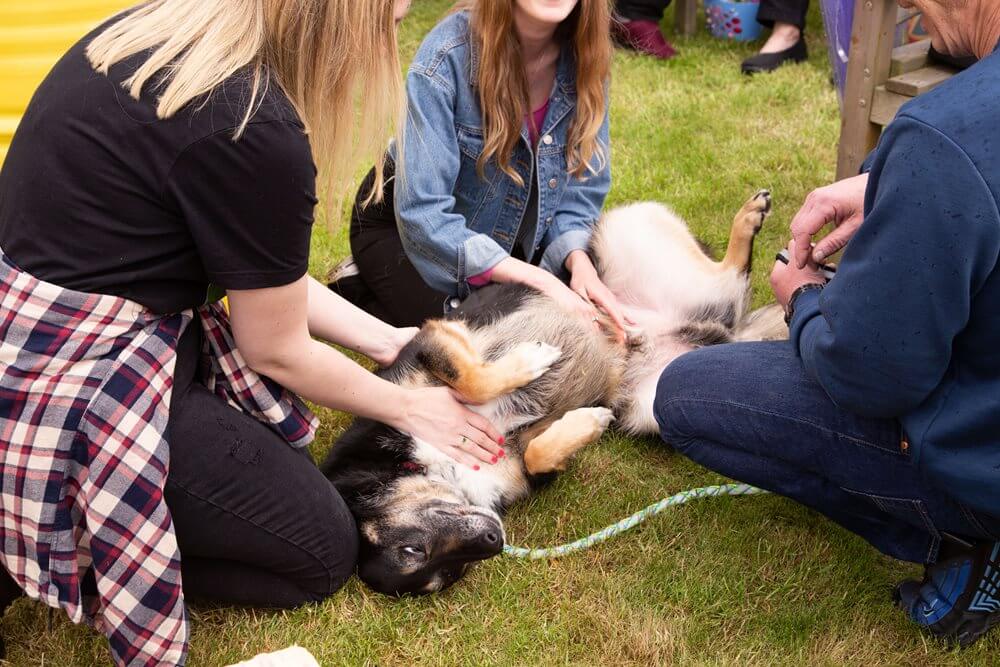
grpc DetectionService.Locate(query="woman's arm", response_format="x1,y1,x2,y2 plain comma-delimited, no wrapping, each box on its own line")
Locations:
305,275,415,367
395,68,508,297
227,276,503,467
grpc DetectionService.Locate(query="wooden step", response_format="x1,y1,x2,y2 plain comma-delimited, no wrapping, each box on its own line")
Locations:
885,64,958,97
871,86,910,127
890,39,931,77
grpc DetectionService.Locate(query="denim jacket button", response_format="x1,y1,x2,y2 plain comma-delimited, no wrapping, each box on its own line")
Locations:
548,178,558,189
542,134,553,145
545,216,553,225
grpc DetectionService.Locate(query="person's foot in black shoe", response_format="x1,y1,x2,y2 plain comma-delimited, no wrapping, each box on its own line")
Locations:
894,539,1000,648
741,22,808,75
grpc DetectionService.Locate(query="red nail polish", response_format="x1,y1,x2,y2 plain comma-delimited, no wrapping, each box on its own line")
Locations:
499,449,505,457
498,436,505,445
491,456,498,464
473,465,480,471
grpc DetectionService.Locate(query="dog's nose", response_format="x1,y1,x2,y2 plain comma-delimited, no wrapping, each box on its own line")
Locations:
478,529,504,555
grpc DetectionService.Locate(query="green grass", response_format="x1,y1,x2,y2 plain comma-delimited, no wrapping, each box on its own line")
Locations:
5,3,999,665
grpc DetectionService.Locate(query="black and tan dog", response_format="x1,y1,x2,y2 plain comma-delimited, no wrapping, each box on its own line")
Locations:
321,190,785,595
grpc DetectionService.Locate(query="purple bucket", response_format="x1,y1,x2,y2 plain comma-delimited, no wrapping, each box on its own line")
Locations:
705,0,763,42
820,0,855,102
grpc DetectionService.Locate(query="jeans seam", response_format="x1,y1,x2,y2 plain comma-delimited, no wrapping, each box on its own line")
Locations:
959,502,996,540
166,479,338,595
659,397,901,455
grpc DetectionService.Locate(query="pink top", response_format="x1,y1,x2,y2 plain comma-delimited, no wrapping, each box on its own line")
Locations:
467,99,551,288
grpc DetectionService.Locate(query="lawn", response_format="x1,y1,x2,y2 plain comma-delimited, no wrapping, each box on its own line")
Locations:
4,2,998,665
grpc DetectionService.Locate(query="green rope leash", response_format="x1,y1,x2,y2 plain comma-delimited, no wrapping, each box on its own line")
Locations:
502,483,768,559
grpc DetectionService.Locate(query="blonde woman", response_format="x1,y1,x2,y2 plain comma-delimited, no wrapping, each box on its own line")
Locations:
0,0,505,663
331,0,629,342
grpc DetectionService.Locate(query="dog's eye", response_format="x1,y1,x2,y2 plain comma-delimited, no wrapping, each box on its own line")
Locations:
401,546,425,557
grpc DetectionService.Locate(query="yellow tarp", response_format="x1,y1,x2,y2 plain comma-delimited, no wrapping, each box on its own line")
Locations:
0,1,132,166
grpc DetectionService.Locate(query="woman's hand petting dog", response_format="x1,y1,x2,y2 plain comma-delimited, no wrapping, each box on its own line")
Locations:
566,249,630,345
790,173,869,267
490,255,629,343
396,386,505,469
770,239,829,308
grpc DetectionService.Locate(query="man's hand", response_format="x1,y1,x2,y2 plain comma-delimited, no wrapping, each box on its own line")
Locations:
771,240,829,309
790,173,869,268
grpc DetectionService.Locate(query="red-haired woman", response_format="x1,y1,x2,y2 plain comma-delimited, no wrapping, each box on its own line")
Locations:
331,0,629,342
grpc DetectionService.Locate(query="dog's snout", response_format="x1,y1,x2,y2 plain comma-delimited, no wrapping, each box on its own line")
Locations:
478,528,504,556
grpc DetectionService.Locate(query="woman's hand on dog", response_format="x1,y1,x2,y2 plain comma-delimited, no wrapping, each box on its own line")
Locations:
790,173,869,267
396,387,505,469
566,250,630,344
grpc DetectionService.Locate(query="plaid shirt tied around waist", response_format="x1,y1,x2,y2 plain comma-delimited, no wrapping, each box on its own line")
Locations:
0,250,318,666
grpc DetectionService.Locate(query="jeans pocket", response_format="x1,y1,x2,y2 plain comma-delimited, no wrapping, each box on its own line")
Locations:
843,488,942,540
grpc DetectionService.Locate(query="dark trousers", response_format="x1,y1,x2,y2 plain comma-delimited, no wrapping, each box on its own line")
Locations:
347,165,450,328
757,0,810,31
616,0,673,22
164,325,358,608
654,341,1000,565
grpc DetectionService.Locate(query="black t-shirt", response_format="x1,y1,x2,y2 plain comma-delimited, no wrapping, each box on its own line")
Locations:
0,27,316,314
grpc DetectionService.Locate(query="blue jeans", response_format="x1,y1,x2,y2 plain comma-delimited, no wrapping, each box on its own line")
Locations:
654,341,1000,564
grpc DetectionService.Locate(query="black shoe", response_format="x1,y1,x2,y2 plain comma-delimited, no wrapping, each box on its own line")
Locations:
741,39,808,75
894,540,1000,648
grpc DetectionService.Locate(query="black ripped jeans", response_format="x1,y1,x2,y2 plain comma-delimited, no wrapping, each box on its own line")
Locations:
164,324,358,608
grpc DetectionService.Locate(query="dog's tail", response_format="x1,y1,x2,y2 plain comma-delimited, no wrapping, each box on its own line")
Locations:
734,304,788,342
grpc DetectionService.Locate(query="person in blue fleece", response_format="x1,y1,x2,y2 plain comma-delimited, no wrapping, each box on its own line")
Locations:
654,0,1000,648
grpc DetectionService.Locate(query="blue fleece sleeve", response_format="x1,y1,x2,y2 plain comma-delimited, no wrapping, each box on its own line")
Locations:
790,116,1000,418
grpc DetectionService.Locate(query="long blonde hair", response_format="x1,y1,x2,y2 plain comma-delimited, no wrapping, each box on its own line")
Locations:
86,0,402,207
452,0,612,184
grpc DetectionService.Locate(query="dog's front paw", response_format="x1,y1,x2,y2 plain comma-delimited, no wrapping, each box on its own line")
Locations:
509,341,562,382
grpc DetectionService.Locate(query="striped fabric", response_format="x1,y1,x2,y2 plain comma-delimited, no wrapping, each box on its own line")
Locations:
0,250,318,666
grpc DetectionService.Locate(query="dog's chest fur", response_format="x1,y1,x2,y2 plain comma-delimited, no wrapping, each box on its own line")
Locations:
411,438,526,511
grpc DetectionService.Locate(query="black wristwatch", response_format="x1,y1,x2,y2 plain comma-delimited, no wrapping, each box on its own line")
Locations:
784,283,825,324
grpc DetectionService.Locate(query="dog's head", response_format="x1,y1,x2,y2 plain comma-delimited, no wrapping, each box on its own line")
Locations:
354,476,504,595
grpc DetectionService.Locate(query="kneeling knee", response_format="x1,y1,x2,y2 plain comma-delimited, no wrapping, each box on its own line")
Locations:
654,350,716,447
296,493,360,603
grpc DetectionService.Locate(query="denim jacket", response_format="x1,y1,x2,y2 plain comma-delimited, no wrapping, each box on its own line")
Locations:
393,11,611,299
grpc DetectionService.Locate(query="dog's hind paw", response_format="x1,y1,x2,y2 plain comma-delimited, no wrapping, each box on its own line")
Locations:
509,341,562,383
582,407,616,431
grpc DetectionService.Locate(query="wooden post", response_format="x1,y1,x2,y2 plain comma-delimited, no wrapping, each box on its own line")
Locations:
675,0,698,37
835,0,898,180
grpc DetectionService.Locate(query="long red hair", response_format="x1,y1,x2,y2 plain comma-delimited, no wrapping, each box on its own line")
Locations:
453,0,612,185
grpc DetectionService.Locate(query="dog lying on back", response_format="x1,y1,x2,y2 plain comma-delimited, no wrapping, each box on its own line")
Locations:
321,190,785,595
